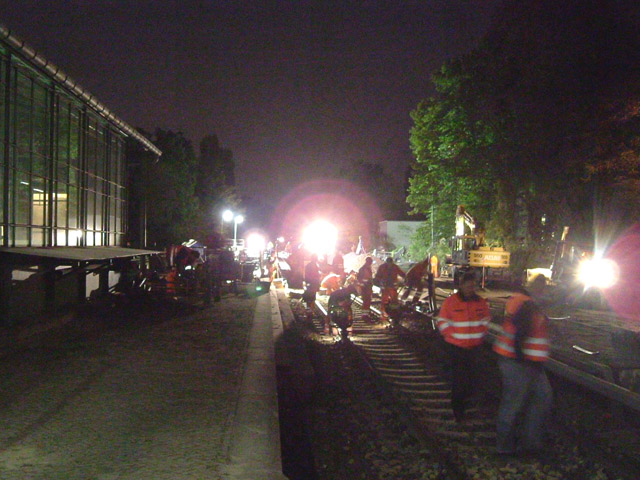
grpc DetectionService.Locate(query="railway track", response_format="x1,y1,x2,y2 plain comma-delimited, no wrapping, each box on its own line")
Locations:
294,291,640,479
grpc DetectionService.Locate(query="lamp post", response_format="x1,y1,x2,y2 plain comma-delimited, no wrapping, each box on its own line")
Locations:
222,209,233,234
222,210,244,249
233,215,244,248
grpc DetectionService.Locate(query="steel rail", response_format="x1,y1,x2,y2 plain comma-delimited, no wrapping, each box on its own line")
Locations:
304,293,640,479
412,284,640,413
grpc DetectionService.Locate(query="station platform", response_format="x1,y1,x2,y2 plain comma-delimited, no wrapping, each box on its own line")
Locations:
0,286,291,480
216,286,289,479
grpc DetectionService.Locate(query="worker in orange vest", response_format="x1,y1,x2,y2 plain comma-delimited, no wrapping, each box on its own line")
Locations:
321,272,342,295
166,266,179,298
402,257,430,301
493,274,552,456
436,270,490,422
430,254,439,278
374,257,406,323
357,257,374,322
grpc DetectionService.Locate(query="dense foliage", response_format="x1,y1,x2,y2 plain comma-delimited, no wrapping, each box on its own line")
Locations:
408,0,640,269
128,129,239,248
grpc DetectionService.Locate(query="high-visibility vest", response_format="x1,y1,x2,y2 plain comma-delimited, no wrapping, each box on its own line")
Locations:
435,293,490,348
166,270,178,294
493,293,550,362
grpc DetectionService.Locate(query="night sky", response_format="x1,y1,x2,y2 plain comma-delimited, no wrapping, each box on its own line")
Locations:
3,0,501,233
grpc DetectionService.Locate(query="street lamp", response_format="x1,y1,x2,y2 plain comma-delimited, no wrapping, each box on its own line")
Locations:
222,209,234,234
222,210,244,248
233,215,244,248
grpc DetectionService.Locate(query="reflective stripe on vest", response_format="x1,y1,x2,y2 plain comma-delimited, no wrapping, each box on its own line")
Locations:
493,294,550,362
437,295,490,348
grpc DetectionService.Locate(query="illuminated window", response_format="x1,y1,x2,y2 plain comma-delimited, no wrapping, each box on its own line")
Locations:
1,51,132,247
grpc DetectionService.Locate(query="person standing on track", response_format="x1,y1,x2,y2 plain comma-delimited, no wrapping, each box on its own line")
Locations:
435,270,491,423
326,282,361,336
374,257,406,323
304,254,322,320
493,274,552,456
402,257,430,301
357,256,374,322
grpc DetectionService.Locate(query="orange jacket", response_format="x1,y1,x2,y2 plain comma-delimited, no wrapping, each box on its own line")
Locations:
436,293,490,348
166,269,178,294
406,261,428,287
321,273,341,294
374,262,405,288
493,293,549,362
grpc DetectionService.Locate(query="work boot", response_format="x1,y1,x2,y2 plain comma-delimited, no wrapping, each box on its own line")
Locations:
324,323,331,335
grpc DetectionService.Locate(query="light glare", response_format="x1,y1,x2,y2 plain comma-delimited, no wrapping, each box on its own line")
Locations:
246,233,266,257
222,210,233,222
302,220,338,257
577,257,619,290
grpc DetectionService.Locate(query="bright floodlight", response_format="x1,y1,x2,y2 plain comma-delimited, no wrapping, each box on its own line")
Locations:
222,210,234,222
235,214,244,224
246,233,266,258
302,220,338,257
577,257,619,290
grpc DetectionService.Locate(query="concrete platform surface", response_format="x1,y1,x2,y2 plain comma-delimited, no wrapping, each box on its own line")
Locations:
0,288,288,479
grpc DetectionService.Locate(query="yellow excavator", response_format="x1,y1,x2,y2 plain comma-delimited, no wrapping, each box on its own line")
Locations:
449,205,510,285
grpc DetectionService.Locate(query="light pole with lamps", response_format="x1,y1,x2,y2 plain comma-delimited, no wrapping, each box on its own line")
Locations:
222,209,233,234
233,215,244,248
222,210,244,249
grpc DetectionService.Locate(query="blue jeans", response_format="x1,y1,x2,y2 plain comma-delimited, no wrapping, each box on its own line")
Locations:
496,356,552,454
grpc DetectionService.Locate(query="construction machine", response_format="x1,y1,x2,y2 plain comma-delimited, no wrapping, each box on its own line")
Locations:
448,206,511,286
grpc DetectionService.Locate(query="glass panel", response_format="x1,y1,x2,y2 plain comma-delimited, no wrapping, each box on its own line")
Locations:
69,166,79,186
109,197,117,231
0,59,4,147
68,184,78,228
86,189,95,231
57,101,70,164
6,165,13,230
32,81,48,163
31,176,46,226
95,193,103,231
32,153,47,178
55,182,68,228
15,150,30,173
87,174,95,191
57,161,69,184
15,171,30,224
56,229,67,246
96,126,106,179
31,227,44,247
15,73,32,170
86,116,97,174
0,166,3,229
70,109,80,169
85,231,94,246
69,228,82,246
116,199,124,233
14,226,28,247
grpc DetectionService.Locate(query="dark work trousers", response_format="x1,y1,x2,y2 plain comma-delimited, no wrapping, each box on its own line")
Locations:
445,342,479,422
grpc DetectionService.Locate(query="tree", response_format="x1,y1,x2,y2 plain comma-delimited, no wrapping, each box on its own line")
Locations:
144,129,200,247
193,134,239,245
408,0,640,268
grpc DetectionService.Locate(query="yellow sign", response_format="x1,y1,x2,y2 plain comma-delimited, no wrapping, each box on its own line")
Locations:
469,249,510,268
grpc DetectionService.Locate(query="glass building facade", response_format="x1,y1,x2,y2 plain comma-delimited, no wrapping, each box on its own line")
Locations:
0,38,144,249
0,27,161,323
